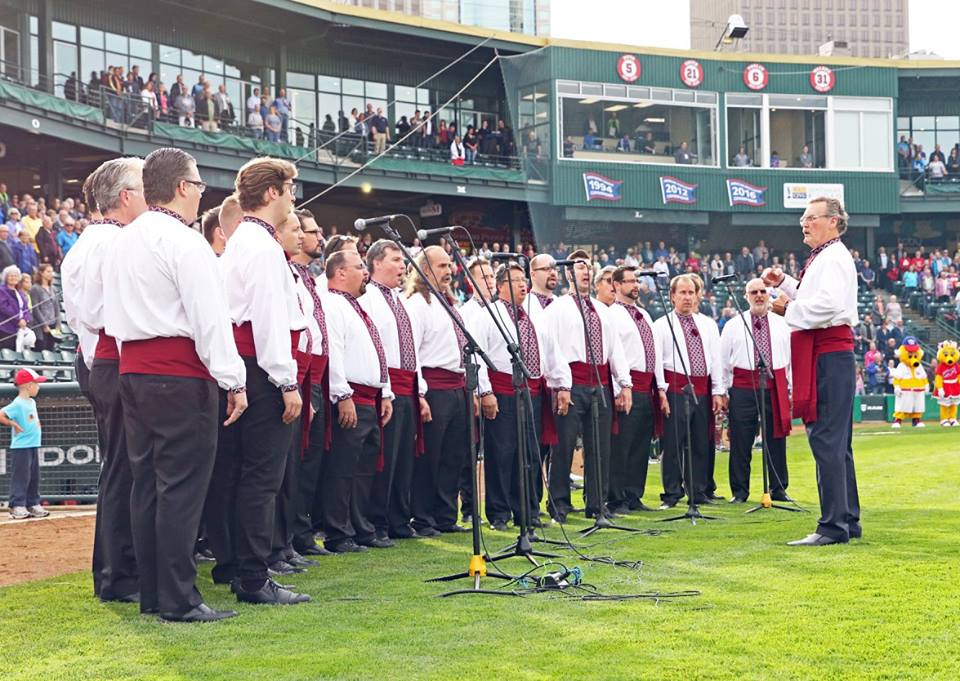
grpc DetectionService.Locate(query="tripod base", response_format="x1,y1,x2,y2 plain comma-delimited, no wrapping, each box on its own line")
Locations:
746,492,806,514
427,553,516,586
490,532,560,566
578,513,645,537
660,503,719,525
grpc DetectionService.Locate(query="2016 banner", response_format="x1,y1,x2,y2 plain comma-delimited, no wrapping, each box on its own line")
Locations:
726,179,767,207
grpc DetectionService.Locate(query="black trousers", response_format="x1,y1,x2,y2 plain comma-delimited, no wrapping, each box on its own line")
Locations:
483,391,542,525
269,411,301,564
322,401,380,546
808,351,861,541
549,384,612,518
291,382,327,551
458,453,473,520
206,358,294,586
728,386,788,500
411,387,469,531
368,393,416,534
661,390,712,505
120,373,218,615
89,359,138,600
609,391,655,508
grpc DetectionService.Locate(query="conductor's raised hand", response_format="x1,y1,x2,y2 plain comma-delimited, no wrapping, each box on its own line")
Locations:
761,265,784,288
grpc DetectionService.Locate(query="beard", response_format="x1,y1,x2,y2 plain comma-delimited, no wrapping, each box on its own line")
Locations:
628,288,640,300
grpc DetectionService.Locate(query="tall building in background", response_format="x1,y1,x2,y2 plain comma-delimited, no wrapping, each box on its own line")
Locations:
330,0,550,36
690,0,909,58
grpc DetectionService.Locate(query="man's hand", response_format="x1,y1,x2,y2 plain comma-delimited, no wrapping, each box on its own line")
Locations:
761,266,784,288
712,395,727,415
771,296,788,316
281,389,302,424
616,387,633,414
481,394,498,420
338,398,358,428
380,398,393,427
555,389,572,416
659,389,670,418
223,390,248,427
419,397,432,423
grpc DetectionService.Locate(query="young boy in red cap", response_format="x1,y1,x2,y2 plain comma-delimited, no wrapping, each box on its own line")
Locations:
1,368,49,520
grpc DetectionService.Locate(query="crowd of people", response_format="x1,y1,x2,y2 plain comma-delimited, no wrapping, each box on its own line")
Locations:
898,137,960,185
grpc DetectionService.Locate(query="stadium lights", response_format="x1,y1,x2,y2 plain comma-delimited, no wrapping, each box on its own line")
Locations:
715,14,749,51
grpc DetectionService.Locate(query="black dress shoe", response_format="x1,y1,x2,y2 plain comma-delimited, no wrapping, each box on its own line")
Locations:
195,549,216,562
388,526,417,539
697,497,717,505
359,536,395,548
658,501,677,510
100,591,139,604
729,497,747,504
235,579,311,605
633,502,655,512
326,539,369,553
709,493,725,501
787,532,846,546
525,517,544,528
230,578,294,593
287,553,319,568
550,514,567,525
160,602,238,622
437,524,470,533
461,515,474,525
412,526,441,538
267,560,305,575
491,520,509,532
848,526,863,540
607,503,630,515
297,544,332,556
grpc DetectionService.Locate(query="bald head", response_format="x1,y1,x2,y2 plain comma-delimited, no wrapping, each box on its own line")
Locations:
529,252,558,295
745,277,770,315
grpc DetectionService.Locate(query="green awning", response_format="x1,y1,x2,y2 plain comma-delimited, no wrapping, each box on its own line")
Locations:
0,80,105,125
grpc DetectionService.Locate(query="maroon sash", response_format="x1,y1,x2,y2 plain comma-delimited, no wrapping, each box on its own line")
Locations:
421,367,466,390
389,367,425,455
569,361,619,435
349,382,385,472
119,337,212,382
630,369,663,437
488,370,558,446
95,330,120,361
733,366,792,438
663,369,714,440
790,325,853,424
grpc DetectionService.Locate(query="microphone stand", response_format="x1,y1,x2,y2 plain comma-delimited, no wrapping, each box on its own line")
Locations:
566,263,643,538
653,277,717,525
720,280,805,515
378,216,517,596
448,249,559,569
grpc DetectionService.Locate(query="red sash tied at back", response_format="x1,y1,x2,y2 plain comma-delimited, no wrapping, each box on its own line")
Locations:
488,370,558,446
119,336,212,382
790,325,854,425
232,321,303,364
630,369,663,437
389,367,425,455
732,366,792,438
95,330,120,361
569,361,619,435
349,382,386,472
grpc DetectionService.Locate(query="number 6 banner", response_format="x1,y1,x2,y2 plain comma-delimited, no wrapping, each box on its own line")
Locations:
743,63,768,91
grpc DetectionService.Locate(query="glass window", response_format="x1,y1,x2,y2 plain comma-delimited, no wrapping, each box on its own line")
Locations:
366,81,387,99
417,88,430,105
727,107,761,167
342,78,363,96
834,111,861,168
203,55,223,75
53,41,77,96
129,38,151,60
105,32,127,53
181,49,202,70
557,81,579,95
770,108,825,168
862,112,890,168
318,75,340,92
160,45,180,65
52,21,75,43
936,116,959,130
106,52,127,72
80,46,105,81
225,64,240,78
80,27,103,49
318,92,340,125
286,72,314,90
395,85,416,101
289,88,317,135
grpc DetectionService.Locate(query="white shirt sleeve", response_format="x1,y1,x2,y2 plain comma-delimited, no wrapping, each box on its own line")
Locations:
543,301,572,390
249,249,299,387
324,296,351,403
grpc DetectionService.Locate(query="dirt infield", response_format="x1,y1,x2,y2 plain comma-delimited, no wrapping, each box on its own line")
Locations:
0,510,95,587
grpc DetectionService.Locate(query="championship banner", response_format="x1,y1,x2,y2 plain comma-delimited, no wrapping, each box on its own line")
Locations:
582,172,623,202
726,179,767,207
660,176,698,205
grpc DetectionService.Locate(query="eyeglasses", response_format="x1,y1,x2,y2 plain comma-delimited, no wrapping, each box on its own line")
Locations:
532,265,557,272
181,179,206,194
747,289,768,296
799,213,831,225
283,182,299,197
302,229,320,235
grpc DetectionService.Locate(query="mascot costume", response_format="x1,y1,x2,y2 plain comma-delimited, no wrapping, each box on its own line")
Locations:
892,336,928,429
934,340,960,426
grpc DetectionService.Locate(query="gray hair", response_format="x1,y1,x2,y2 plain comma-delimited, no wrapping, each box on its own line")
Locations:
366,238,402,273
93,157,144,213
810,196,849,235
594,265,616,285
2,265,21,283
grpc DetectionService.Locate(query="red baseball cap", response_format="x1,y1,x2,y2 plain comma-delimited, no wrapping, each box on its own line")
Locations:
14,368,47,386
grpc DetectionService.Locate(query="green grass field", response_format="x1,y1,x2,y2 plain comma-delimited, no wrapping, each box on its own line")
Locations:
3,426,960,681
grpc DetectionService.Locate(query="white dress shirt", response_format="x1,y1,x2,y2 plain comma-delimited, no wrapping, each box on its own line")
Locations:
541,293,632,391
523,290,554,323
291,264,322,357
607,302,665,385
102,209,245,390
459,296,489,335
220,220,305,387
652,311,725,395
405,290,464,394
60,225,104,368
359,284,421,377
777,240,858,330
719,311,792,392
77,222,121,344
323,290,392,402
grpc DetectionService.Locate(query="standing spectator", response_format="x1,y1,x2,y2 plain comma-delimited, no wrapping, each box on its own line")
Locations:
4,208,23,237
29,264,59,351
214,84,233,127
157,83,170,120
463,125,478,165
395,115,410,141
948,148,960,175
859,259,876,290
35,216,60,270
902,265,919,290
421,110,435,148
752,239,769,268
437,119,450,147
141,82,159,120
246,87,260,117
14,232,37,276
864,341,883,370
55,217,78,257
371,107,389,154
735,246,755,276
64,72,78,101
197,86,218,132
247,105,263,139
87,70,101,103
799,144,814,168
733,145,751,167
20,204,42,243
0,265,29,350
273,88,291,141
175,90,195,127
264,105,282,142
169,74,185,105
928,155,948,182
0,226,14,271
674,141,694,164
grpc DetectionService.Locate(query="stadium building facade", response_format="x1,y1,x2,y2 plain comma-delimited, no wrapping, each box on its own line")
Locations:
0,0,958,254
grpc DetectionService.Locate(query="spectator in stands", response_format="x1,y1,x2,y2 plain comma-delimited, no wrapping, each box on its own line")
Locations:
4,207,22,236
246,87,260,117
735,246,755,276
371,107,389,154
30,263,59,352
733,145,751,167
936,269,954,301
422,110,435,148
859,259,876,290
752,240,769,268
855,367,864,396
882,337,899,366
770,150,781,167
463,126,478,165
674,141,694,164
0,226,14,271
930,144,946,164
175,89,195,127
264,105,282,142
902,264,919,290
197,86,218,132
274,88,291,141
87,70,100,103
13,232,37,276
20,204,41,244
34,216,60,270
140,82,158,120
799,144,814,168
898,135,911,167
56,217,78,257
247,105,264,139
928,154,948,182
450,134,465,165
700,294,721,320
616,133,631,153
437,119,449,147
524,130,543,159
921,267,936,295
0,265,29,350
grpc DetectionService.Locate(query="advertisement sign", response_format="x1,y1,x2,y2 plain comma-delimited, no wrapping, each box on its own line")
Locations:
783,182,845,209
582,172,623,201
660,176,698,205
726,179,767,207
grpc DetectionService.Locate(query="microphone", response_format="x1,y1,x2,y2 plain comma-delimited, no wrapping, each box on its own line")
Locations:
353,214,401,231
416,225,461,241
553,258,590,268
489,252,526,261
712,273,739,283
635,269,661,277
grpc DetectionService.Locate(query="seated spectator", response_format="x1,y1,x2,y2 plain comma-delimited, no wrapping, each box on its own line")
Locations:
563,136,575,158
770,150,782,167
639,132,656,154
799,144,814,168
733,145,751,167
616,133,631,153
450,134,465,166
583,131,601,150
674,141,694,164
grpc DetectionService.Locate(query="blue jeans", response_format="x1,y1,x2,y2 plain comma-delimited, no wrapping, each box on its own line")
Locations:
8,447,40,507
465,147,477,164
